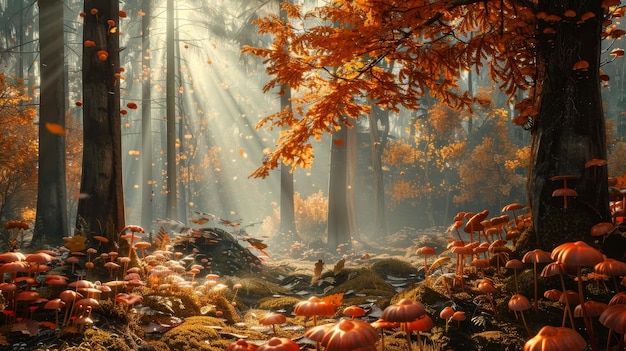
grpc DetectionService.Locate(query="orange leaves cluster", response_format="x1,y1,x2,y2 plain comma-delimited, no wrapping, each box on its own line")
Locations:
243,0,541,177
0,74,38,219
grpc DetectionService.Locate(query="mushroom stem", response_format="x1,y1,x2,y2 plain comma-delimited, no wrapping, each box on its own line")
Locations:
576,266,598,351
404,322,413,351
519,310,530,337
532,262,539,314
558,273,576,329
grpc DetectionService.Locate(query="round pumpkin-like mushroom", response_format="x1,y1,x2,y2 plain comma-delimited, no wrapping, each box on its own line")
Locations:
523,325,587,351
256,337,299,351
382,299,425,351
321,319,378,351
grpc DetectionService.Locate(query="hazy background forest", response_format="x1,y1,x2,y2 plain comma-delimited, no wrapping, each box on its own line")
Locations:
1,0,626,250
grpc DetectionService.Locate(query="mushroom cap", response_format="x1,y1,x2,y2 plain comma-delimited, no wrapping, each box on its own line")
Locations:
0,261,29,274
543,289,562,302
294,296,335,317
590,222,614,236
403,314,434,332
370,318,399,329
439,306,455,320
256,337,299,351
522,249,553,264
15,291,40,301
225,339,254,351
505,259,524,270
609,292,626,306
551,241,604,267
599,304,626,334
541,262,577,278
259,312,287,326
451,311,466,321
25,252,53,264
343,305,366,318
381,299,425,323
304,324,332,341
523,325,587,351
477,279,497,294
595,258,626,276
508,294,532,312
416,246,436,256
502,203,525,213
321,319,378,351
558,290,580,305
574,300,607,318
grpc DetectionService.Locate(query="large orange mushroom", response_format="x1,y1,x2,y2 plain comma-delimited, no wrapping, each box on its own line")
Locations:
294,296,335,326
256,337,299,351
321,319,378,351
403,315,433,351
523,325,587,351
599,304,626,351
381,299,425,351
552,241,604,350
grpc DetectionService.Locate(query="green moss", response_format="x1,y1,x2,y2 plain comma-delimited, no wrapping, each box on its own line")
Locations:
78,329,132,351
161,317,223,351
326,268,396,296
370,258,419,278
255,295,301,312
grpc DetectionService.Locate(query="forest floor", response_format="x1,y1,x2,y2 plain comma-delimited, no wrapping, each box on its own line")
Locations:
1,226,620,351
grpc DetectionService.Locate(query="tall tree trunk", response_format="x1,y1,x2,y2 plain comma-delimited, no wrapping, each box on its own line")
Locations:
76,0,125,246
529,0,610,250
327,123,352,251
368,106,387,238
278,2,297,241
165,0,178,220
34,0,68,246
140,0,153,232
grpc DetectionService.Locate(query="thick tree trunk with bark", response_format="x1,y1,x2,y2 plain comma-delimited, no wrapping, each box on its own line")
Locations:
34,0,69,246
76,0,125,246
327,124,353,251
529,0,610,250
140,0,153,232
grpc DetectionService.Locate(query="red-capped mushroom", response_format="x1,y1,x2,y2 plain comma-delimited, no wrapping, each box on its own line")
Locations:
403,315,433,351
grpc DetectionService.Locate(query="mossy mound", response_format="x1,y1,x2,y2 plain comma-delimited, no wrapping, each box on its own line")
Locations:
326,268,396,297
256,295,302,312
160,317,223,351
230,276,292,308
141,291,201,318
369,258,419,278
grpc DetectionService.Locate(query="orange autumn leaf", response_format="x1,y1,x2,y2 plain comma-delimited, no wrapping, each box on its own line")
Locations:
321,292,344,308
45,122,66,135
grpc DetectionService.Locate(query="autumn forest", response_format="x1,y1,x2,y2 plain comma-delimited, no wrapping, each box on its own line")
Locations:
1,0,626,350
